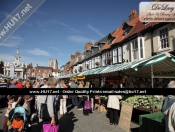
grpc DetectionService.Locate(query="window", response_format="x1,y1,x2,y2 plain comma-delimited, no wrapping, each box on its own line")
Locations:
108,38,114,44
130,37,145,61
124,28,128,36
89,60,91,69
118,47,122,62
102,54,106,66
159,28,169,49
106,52,110,65
132,40,138,60
140,38,143,58
113,49,117,63
92,58,95,68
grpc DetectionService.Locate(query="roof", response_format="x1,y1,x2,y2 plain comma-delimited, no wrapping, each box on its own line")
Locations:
53,69,60,72
35,66,53,69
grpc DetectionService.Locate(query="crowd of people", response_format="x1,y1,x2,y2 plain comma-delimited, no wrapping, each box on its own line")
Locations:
0,77,175,132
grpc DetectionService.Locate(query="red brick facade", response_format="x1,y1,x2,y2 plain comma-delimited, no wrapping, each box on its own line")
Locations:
0,61,4,74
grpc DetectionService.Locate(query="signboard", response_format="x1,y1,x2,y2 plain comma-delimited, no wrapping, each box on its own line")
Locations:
117,102,133,132
10,63,15,78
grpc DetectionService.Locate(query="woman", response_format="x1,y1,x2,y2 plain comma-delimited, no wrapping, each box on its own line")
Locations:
77,81,84,110
89,81,94,112
23,80,34,127
59,81,68,115
107,85,122,125
83,81,90,115
37,77,58,131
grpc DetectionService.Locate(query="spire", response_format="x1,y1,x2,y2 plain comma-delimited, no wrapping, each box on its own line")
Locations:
16,45,20,57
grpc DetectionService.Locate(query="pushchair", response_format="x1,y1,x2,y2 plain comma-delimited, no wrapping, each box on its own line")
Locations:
8,106,28,132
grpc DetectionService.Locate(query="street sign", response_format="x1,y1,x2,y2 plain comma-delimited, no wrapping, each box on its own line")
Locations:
10,63,15,78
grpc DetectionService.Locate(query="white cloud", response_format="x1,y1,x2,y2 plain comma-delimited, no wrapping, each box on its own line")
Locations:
88,24,104,37
35,10,50,15
68,35,96,43
0,53,47,66
38,19,68,28
1,36,24,47
49,46,59,51
70,28,81,33
26,48,50,56
0,53,14,62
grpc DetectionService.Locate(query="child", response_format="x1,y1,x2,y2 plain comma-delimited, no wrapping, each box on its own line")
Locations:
3,95,16,132
8,113,23,132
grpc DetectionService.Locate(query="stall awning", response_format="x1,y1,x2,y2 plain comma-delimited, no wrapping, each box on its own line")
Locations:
99,53,175,76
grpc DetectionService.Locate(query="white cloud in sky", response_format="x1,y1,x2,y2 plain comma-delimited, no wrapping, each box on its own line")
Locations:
1,36,24,47
88,24,104,37
49,46,59,51
68,35,96,43
0,53,47,66
26,48,50,56
38,19,68,28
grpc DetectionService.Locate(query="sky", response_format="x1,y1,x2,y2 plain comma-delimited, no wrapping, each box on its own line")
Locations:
0,0,153,68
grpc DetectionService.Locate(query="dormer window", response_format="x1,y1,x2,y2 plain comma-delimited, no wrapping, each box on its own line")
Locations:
143,22,149,25
108,38,114,44
124,28,128,36
122,22,132,36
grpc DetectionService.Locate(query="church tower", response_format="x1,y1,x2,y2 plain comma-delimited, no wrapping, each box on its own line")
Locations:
48,59,58,69
14,45,21,66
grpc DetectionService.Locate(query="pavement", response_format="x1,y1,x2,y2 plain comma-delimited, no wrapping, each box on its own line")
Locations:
0,106,139,132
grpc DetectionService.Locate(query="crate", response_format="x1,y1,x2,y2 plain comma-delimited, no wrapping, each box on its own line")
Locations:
139,112,165,132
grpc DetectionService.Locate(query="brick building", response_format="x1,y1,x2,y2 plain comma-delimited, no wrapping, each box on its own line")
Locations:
0,60,4,74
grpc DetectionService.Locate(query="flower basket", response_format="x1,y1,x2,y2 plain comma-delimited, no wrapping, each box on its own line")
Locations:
107,56,112,61
95,62,99,66
78,66,83,72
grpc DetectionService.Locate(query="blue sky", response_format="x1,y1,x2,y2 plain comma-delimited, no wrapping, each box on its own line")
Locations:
0,0,153,68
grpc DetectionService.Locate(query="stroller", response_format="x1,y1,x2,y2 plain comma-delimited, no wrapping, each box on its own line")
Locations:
8,106,28,132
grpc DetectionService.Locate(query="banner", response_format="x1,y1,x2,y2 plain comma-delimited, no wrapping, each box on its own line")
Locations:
0,88,174,95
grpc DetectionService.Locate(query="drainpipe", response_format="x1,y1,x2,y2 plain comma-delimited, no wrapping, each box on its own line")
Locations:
150,30,155,56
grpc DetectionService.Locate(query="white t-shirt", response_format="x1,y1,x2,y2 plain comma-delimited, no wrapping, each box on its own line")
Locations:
5,102,16,117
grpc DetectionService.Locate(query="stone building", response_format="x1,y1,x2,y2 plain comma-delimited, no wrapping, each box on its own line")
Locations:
3,46,28,78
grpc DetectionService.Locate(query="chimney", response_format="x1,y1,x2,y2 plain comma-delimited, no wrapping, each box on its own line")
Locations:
129,10,138,21
75,51,81,57
84,42,93,51
71,54,75,59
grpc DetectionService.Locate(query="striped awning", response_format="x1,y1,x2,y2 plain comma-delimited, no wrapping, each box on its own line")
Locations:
99,53,175,76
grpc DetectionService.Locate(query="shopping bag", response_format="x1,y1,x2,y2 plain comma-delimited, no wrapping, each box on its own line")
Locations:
43,124,59,132
7,120,10,126
84,101,92,110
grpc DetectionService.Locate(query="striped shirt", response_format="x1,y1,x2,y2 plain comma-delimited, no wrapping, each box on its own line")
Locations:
0,82,8,88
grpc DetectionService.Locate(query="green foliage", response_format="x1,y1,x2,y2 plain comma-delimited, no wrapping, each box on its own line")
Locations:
121,95,164,110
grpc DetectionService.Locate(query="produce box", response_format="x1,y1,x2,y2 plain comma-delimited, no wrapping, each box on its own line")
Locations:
139,112,165,132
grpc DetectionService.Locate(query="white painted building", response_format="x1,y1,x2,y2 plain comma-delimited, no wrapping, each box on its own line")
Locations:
3,46,28,79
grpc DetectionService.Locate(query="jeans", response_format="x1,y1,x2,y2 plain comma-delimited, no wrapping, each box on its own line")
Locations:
71,96,78,107
3,116,8,132
109,108,119,124
8,128,18,132
78,97,83,109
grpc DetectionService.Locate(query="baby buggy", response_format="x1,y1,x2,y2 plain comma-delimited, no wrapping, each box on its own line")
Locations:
8,106,28,132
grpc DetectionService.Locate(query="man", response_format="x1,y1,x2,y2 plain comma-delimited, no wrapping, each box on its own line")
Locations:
161,81,175,132
0,78,8,88
40,78,48,88
70,80,78,107
16,79,23,88
9,79,18,88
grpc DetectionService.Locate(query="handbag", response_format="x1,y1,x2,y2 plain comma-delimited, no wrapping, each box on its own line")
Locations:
23,102,31,116
43,124,59,132
40,95,51,121
84,101,92,110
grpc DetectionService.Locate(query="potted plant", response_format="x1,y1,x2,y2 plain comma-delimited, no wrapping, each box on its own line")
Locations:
78,66,83,72
74,69,77,73
107,56,113,61
95,62,99,67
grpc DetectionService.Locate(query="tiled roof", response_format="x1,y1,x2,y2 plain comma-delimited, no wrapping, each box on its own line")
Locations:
53,69,60,72
36,66,53,69
126,22,159,39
